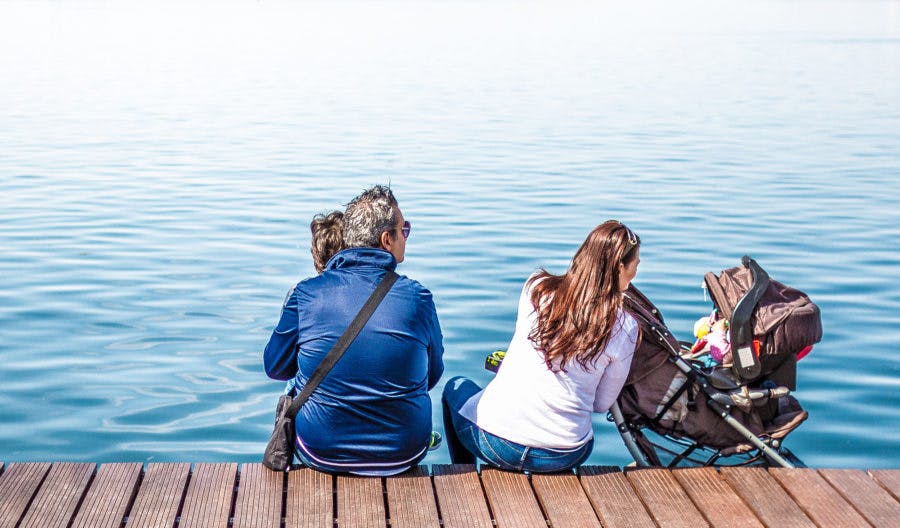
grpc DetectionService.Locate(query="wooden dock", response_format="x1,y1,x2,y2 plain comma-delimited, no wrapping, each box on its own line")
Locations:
0,462,898,527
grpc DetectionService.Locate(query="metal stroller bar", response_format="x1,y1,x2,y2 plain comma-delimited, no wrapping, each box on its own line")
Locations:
609,401,651,466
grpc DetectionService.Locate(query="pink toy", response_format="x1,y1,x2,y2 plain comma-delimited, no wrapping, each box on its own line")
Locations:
706,329,731,363
690,311,731,364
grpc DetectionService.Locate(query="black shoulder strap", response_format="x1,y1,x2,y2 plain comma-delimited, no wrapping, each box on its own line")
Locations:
286,270,399,418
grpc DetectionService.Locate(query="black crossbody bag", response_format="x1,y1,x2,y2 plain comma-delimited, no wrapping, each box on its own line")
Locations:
262,270,399,471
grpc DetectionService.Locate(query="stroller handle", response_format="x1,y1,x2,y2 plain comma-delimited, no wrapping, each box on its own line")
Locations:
730,256,770,381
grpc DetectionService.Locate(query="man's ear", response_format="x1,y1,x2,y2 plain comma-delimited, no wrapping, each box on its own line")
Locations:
380,230,394,252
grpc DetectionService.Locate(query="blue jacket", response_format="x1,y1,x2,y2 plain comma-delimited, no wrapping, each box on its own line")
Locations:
264,247,444,472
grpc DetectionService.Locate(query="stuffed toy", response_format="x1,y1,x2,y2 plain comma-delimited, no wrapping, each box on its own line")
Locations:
691,312,732,364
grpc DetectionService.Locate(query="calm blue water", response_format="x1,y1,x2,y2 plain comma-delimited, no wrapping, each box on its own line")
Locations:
1,0,898,468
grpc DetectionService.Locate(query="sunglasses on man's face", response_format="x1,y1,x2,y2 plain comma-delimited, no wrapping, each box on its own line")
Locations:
400,220,411,239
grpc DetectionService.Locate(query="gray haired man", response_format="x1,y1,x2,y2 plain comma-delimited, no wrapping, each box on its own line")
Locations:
264,185,444,475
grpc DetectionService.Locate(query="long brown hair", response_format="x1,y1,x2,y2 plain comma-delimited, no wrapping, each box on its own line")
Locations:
527,220,640,371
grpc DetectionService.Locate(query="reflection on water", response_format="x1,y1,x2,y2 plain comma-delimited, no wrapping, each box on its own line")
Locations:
0,1,898,467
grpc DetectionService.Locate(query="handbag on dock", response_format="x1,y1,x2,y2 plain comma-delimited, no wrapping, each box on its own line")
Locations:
262,270,399,471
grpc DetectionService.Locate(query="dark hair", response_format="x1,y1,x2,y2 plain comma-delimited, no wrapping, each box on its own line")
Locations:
310,210,346,273
527,220,641,371
342,185,399,249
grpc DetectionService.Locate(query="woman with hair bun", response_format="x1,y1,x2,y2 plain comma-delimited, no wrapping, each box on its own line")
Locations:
309,210,345,274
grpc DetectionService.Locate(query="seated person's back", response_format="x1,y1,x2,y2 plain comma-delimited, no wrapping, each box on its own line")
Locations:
264,185,444,475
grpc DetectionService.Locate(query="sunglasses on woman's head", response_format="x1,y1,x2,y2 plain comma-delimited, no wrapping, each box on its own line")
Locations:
623,225,637,247
612,220,637,247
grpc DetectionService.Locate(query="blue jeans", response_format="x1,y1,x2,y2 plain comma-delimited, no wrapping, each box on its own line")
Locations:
441,376,593,473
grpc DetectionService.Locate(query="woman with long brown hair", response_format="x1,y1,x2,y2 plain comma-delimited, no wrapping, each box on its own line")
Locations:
442,220,641,472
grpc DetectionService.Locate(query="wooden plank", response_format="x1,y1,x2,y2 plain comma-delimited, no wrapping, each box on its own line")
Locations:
671,467,763,528
2,462,898,528
431,464,493,528
531,471,601,528
336,474,385,528
869,469,900,501
626,467,709,528
819,469,900,528
126,463,191,528
480,467,546,528
233,463,283,528
0,462,52,528
285,467,333,528
71,462,142,528
179,463,238,528
578,466,655,528
19,462,95,528
384,466,439,528
769,468,870,528
719,467,814,528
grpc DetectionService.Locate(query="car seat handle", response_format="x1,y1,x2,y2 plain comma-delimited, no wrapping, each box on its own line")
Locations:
730,255,770,381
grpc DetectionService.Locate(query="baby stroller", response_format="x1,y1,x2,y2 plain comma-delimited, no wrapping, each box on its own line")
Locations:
611,256,821,468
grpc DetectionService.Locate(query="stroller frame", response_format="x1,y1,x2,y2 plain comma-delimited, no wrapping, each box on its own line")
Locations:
614,256,805,469
609,352,799,468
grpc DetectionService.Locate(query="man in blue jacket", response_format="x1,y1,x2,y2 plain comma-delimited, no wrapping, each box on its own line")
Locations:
264,185,444,475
